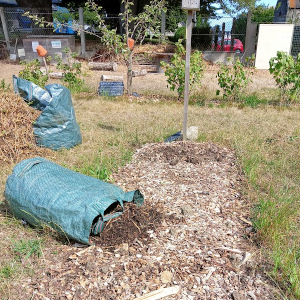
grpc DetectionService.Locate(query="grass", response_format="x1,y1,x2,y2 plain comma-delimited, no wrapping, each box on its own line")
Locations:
2,76,300,298
12,238,43,259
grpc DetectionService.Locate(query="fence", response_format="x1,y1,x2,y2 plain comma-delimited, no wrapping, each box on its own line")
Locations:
0,7,121,49
1,6,300,59
164,13,246,52
0,7,53,45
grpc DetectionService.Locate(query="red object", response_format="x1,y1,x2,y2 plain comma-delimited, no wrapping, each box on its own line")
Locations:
127,38,135,50
212,39,244,53
36,45,48,57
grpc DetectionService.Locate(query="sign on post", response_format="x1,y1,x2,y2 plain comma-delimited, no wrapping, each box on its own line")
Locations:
181,0,200,11
181,0,200,140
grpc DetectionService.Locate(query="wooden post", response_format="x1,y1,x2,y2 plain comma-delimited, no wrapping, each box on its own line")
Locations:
244,11,257,62
182,10,193,141
161,10,166,41
221,22,225,51
0,7,10,51
230,18,236,51
214,25,219,51
79,7,86,57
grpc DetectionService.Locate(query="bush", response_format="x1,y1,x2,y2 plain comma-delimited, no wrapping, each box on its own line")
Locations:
217,58,255,102
161,41,205,99
173,26,186,43
269,51,300,104
19,59,49,87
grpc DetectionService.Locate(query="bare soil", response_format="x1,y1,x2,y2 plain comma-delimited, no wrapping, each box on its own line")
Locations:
0,47,277,98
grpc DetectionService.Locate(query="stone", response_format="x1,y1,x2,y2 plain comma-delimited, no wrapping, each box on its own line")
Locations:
181,205,194,216
187,126,199,141
160,270,173,283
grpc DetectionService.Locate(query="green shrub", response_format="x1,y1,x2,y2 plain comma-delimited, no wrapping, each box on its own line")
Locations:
19,59,49,87
269,51,300,104
55,48,85,92
165,7,186,32
191,27,211,50
161,41,205,99
173,26,186,43
217,58,254,102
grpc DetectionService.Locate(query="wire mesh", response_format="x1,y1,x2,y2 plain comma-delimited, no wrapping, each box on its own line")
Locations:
291,25,300,56
1,7,54,45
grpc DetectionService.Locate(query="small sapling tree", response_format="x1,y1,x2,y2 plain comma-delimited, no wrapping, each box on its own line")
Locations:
216,57,255,102
26,0,166,95
86,0,166,95
269,51,300,104
161,41,205,99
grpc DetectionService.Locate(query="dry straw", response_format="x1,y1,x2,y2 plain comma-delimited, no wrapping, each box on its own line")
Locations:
0,91,52,164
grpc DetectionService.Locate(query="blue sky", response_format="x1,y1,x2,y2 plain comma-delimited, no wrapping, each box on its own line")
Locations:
258,0,278,7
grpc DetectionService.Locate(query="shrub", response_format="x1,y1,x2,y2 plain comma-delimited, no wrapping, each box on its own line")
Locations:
161,41,205,99
269,51,300,104
173,26,186,43
191,27,211,50
217,58,254,102
19,59,49,87
55,48,85,92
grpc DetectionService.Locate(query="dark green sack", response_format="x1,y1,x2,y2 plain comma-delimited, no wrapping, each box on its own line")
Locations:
5,157,144,244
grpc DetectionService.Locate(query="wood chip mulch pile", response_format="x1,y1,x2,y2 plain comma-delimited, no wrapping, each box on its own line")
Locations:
21,142,283,300
0,91,52,164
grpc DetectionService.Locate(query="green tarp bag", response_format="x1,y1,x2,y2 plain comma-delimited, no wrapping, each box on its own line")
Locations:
13,76,82,150
5,157,144,244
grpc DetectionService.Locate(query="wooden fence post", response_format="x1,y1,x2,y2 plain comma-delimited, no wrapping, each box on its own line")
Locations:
221,22,225,51
79,7,86,57
0,7,10,51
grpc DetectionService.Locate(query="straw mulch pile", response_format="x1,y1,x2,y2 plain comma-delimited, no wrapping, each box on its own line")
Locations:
0,91,52,164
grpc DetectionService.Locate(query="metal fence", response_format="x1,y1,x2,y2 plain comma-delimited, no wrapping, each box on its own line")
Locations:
1,6,300,58
0,7,122,47
0,7,53,45
164,14,246,52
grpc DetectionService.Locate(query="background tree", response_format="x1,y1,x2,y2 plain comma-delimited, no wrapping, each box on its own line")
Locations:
16,0,53,22
251,4,275,23
232,5,275,45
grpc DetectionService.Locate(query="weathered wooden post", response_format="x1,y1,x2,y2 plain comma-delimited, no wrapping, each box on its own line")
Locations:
181,0,200,141
0,7,10,52
79,7,86,58
221,22,225,51
161,10,166,41
230,18,236,51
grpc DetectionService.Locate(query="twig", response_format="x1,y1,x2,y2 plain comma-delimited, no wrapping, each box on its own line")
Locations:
239,215,253,226
131,220,141,233
216,246,243,254
134,286,181,300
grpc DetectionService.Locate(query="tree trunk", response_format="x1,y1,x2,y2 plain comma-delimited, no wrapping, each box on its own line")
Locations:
127,51,133,95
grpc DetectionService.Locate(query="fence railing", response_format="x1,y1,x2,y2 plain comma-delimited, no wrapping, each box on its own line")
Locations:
1,6,300,58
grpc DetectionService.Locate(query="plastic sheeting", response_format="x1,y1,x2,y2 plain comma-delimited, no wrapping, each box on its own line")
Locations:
5,157,144,245
13,75,52,110
13,76,82,150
